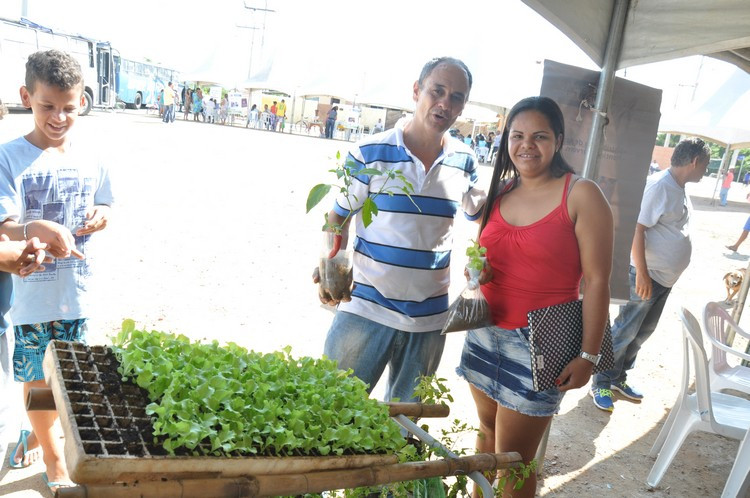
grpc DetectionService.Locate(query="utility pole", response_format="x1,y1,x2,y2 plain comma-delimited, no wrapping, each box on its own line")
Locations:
241,1,275,80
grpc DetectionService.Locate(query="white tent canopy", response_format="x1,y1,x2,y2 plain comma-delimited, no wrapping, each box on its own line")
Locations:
659,68,750,149
522,0,750,73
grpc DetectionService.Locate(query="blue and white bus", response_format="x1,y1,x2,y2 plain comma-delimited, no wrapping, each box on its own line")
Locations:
113,56,180,109
0,17,116,115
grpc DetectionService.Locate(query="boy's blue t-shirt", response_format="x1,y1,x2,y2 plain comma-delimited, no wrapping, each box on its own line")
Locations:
0,136,114,325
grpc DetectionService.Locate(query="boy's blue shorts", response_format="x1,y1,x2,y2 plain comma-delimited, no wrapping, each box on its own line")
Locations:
13,319,87,382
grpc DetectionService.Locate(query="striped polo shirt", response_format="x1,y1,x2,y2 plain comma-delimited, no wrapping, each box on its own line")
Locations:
334,122,485,332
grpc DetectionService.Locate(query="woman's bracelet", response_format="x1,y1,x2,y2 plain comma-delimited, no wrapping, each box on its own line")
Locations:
23,222,29,241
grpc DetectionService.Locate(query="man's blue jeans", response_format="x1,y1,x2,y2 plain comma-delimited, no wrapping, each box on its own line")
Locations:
323,311,445,402
162,104,174,123
720,187,730,206
593,266,672,389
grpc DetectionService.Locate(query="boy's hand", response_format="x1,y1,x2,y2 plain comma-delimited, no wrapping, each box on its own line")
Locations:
26,220,84,260
0,234,51,276
76,205,110,235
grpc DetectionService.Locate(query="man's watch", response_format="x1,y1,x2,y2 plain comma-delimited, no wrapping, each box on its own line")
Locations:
579,351,601,366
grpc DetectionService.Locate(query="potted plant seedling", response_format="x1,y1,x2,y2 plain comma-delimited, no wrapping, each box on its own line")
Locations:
306,151,416,299
441,239,491,334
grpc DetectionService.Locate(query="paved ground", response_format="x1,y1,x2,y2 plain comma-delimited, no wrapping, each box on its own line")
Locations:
0,108,748,496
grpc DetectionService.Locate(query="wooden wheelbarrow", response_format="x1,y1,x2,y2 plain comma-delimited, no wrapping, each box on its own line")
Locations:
29,340,521,497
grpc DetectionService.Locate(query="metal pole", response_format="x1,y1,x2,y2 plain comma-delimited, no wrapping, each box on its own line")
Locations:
288,88,296,134
393,414,496,498
581,0,630,180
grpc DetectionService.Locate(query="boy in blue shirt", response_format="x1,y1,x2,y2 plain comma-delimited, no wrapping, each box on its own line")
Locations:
0,49,114,493
0,97,51,461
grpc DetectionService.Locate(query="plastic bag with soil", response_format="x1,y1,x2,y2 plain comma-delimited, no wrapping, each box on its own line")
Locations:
441,270,492,334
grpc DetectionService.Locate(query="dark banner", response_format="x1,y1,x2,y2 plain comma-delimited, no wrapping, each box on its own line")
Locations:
540,60,663,302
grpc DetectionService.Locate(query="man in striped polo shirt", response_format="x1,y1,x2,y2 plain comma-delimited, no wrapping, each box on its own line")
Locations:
317,57,486,402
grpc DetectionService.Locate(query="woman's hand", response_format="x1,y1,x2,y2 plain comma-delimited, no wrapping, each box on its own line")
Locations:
463,263,493,285
555,357,595,392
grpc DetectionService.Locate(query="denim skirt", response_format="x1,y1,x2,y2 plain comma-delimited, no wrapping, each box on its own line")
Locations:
456,325,565,417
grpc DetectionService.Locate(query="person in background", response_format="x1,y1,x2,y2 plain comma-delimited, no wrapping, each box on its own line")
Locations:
489,131,501,164
649,158,660,175
269,101,278,132
219,95,228,125
591,137,710,412
0,49,114,494
720,167,735,206
457,96,613,497
372,118,384,134
0,96,51,470
261,104,271,130
180,85,187,113
182,87,192,120
277,99,287,132
157,88,164,117
162,82,175,124
192,88,203,121
325,105,338,139
726,215,750,252
743,170,750,186
207,98,217,124
314,57,486,403
246,104,259,128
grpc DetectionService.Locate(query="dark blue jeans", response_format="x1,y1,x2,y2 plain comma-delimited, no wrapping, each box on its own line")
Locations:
593,266,672,389
162,104,174,123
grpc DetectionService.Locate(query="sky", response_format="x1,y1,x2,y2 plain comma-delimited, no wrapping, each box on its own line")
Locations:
0,0,740,115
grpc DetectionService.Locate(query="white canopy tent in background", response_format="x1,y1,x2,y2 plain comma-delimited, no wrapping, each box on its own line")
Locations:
660,68,750,150
522,0,750,74
521,0,750,180
521,0,750,328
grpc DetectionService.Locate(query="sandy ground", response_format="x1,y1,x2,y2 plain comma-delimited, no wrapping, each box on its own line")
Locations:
0,109,748,497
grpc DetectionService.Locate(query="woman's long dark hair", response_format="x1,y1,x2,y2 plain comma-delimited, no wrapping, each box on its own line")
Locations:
478,96,575,234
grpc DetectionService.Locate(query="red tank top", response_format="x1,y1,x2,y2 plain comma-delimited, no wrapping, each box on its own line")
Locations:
480,174,582,329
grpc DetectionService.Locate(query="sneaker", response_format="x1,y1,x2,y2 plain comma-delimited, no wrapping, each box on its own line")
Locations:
590,387,615,412
612,381,644,400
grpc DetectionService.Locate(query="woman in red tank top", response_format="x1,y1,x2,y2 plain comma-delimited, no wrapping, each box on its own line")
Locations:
456,97,613,497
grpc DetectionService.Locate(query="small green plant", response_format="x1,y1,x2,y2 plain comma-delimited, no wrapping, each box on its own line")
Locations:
466,239,487,272
496,460,537,495
112,320,407,457
306,150,417,258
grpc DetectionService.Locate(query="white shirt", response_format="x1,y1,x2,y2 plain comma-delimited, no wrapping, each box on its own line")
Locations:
0,137,114,324
334,120,485,332
634,169,692,287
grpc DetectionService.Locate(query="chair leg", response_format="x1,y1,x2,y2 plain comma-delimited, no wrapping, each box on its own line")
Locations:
646,408,695,487
722,429,750,498
649,400,681,457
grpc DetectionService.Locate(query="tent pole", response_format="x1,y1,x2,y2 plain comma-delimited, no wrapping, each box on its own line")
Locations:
289,88,297,134
581,0,630,181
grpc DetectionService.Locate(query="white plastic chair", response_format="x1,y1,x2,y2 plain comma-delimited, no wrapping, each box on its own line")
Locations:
703,301,750,395
647,307,750,496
